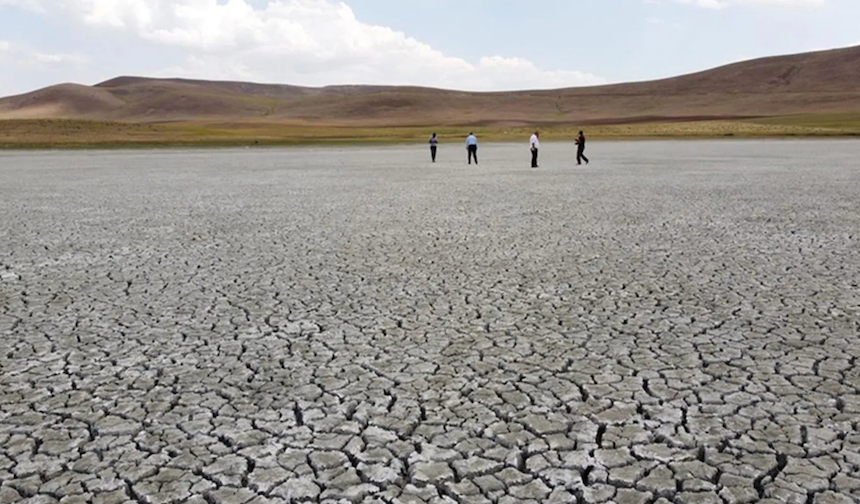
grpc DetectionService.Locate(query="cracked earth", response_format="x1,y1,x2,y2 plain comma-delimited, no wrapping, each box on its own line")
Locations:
1,141,859,504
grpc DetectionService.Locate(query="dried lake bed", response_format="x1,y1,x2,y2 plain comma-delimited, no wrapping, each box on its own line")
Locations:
1,140,859,504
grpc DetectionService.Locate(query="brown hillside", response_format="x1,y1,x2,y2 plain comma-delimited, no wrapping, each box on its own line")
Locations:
2,45,860,125
0,83,124,119
591,44,860,95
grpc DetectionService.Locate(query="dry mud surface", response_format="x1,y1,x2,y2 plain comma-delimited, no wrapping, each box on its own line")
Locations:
1,141,859,504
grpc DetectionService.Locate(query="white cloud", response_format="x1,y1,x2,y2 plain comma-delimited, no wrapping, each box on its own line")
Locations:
31,51,89,66
645,16,687,30
733,0,825,4
672,0,725,8
0,39,88,69
6,0,605,91
654,0,825,8
0,0,44,12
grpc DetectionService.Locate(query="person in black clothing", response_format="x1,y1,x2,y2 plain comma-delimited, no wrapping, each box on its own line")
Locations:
429,133,438,162
576,130,589,165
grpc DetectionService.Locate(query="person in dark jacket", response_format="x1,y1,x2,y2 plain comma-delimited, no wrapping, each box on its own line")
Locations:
429,133,438,162
576,130,589,165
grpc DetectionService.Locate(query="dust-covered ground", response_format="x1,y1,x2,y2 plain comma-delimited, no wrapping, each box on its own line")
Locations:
1,141,859,504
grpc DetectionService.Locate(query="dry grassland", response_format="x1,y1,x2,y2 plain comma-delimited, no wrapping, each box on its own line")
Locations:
2,116,860,149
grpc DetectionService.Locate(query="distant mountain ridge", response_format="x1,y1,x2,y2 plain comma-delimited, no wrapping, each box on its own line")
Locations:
2,45,860,125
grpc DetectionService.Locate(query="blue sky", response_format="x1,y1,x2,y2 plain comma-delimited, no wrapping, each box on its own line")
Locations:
0,0,858,96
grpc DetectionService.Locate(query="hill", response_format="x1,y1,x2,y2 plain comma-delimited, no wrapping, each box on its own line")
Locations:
2,45,860,127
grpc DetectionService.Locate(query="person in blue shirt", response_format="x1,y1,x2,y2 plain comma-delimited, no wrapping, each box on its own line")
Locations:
466,132,478,165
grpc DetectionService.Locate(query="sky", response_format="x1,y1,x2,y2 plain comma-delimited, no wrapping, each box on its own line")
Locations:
0,0,859,97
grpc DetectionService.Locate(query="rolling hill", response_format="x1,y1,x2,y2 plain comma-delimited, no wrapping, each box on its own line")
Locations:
2,45,860,127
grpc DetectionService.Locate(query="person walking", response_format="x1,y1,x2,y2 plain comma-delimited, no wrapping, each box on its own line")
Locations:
429,133,438,162
530,131,540,168
576,130,589,165
466,132,478,165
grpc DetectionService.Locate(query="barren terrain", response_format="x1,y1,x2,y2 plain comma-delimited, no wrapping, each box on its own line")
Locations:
1,141,859,503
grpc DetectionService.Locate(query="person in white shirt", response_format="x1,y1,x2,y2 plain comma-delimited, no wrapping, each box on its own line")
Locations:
530,131,540,168
466,133,478,165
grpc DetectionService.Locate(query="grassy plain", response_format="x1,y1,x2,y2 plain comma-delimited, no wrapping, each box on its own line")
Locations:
2,115,860,149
